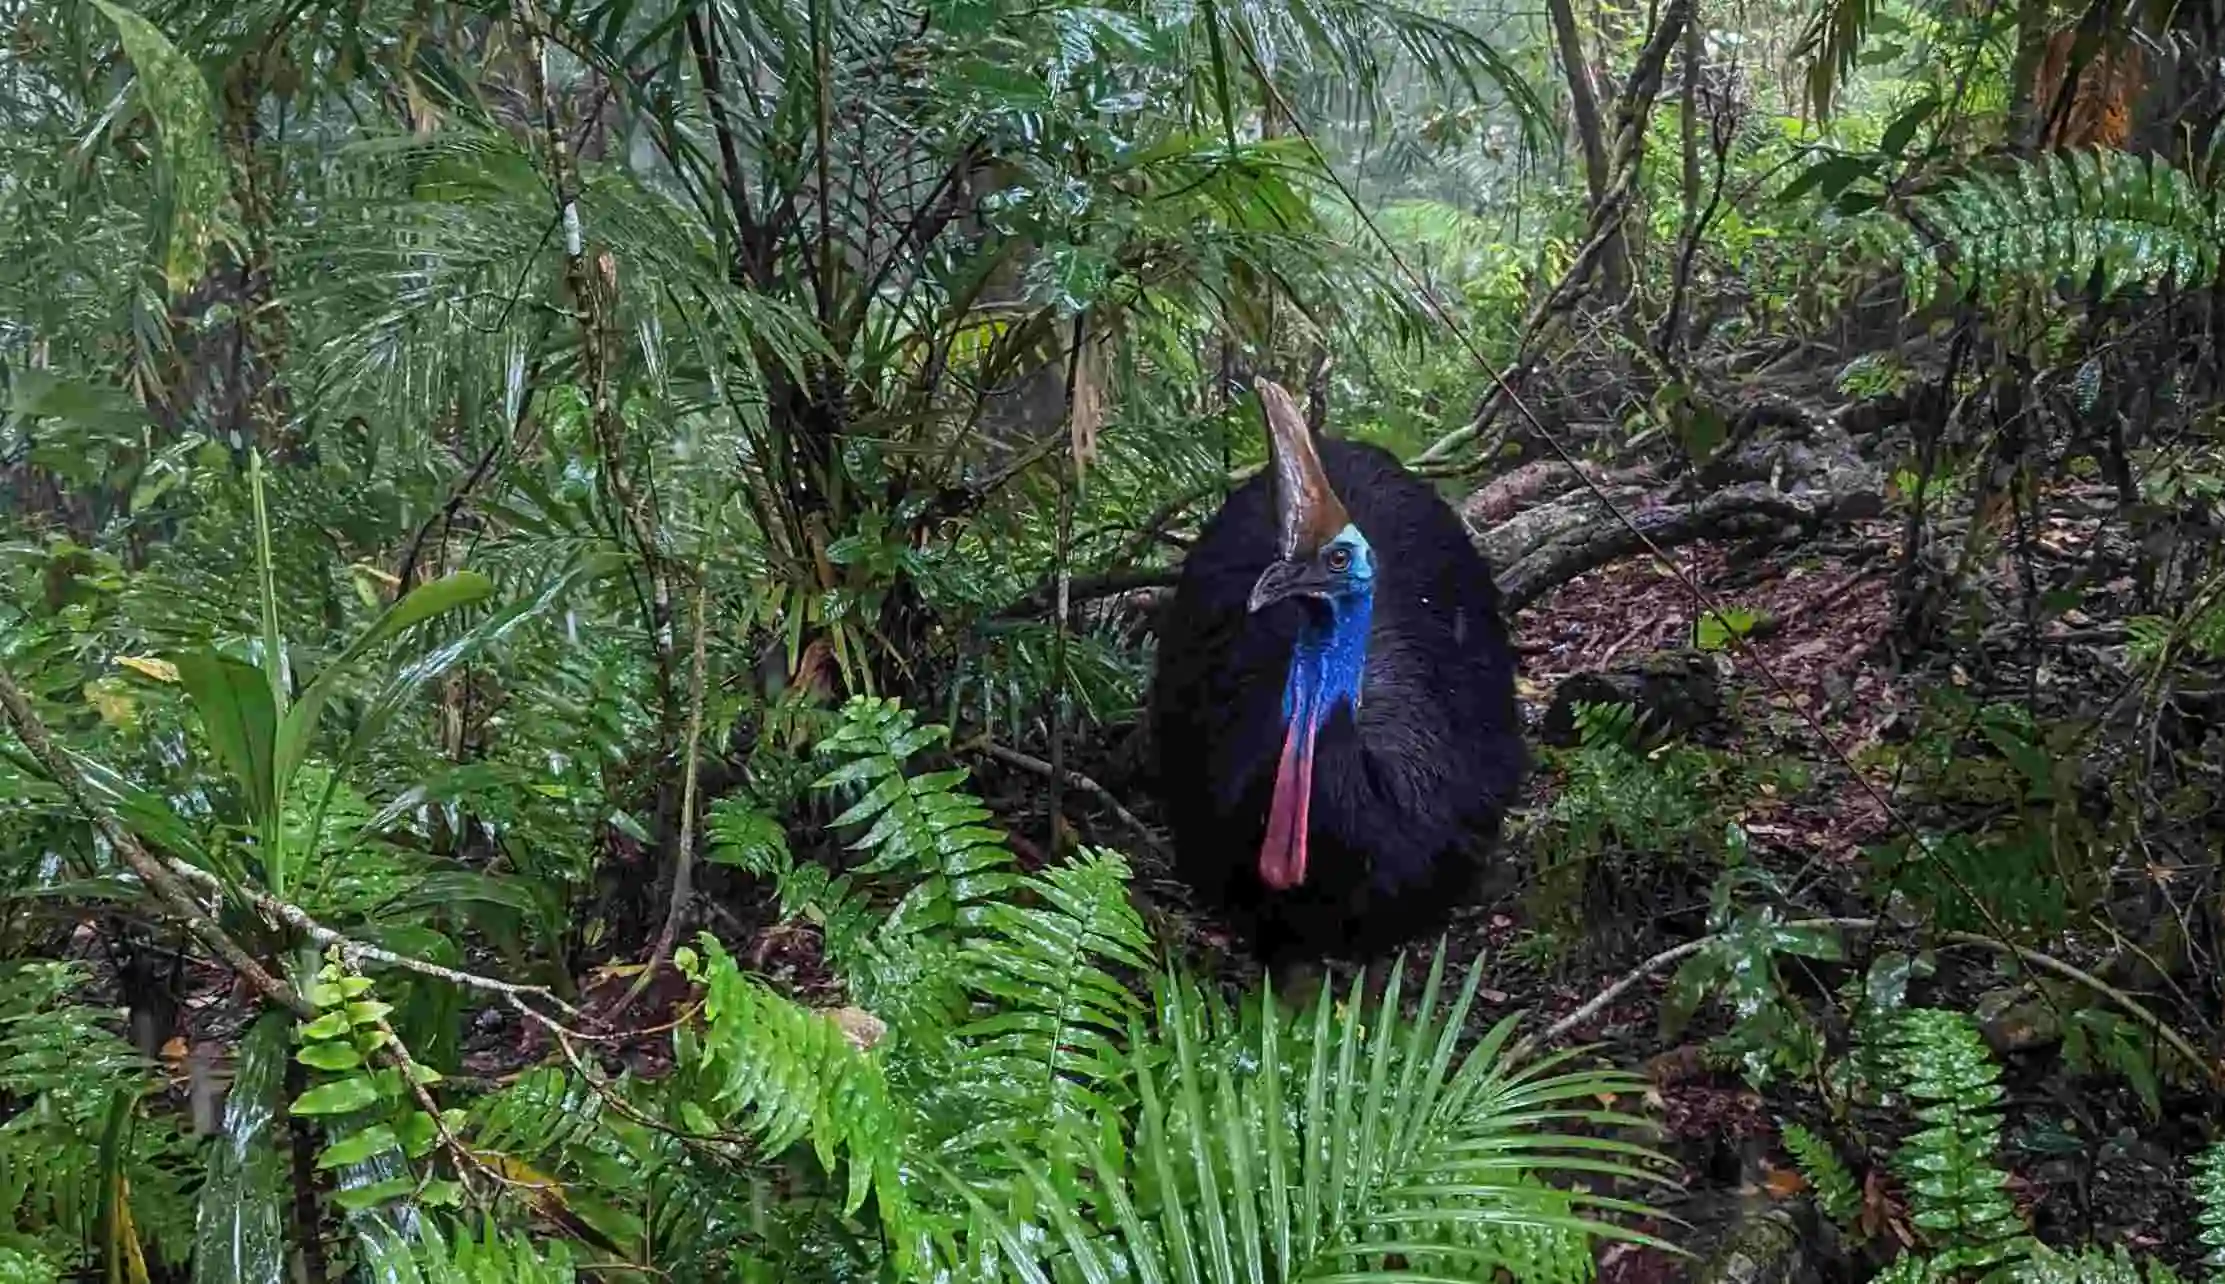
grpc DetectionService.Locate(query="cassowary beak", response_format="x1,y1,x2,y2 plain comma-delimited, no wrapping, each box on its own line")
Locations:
1247,558,1327,613
1255,377,1348,563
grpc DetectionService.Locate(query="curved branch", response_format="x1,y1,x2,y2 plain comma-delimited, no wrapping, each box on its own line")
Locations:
1491,482,1879,614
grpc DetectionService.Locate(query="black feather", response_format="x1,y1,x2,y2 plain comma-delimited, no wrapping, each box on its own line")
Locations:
1150,438,1526,964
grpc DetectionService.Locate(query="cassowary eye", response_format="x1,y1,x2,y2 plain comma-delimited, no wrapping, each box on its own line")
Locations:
1325,547,1352,572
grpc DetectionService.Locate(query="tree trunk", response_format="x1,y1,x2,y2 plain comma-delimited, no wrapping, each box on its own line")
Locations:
1680,10,1702,236
2006,0,2058,148
1548,0,1627,299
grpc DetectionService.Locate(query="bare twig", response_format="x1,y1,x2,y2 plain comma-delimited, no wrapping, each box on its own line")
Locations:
967,738,1171,862
1512,917,2221,1090
159,856,584,1020
996,568,1180,620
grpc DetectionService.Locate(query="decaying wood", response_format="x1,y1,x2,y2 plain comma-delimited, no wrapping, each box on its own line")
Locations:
1471,414,1882,614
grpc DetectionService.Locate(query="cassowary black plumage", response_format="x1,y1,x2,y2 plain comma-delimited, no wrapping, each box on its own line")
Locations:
1150,379,1525,966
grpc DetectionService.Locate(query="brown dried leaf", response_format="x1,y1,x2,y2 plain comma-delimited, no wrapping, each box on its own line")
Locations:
826,1006,886,1051
1069,326,1105,479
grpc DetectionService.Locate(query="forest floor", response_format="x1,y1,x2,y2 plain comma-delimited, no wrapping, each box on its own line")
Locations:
1433,515,2200,1280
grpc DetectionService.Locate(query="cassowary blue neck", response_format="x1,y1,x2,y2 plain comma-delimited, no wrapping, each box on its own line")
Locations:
1283,594,1373,730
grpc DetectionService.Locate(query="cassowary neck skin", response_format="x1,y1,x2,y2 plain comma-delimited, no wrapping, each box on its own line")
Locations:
1255,522,1375,891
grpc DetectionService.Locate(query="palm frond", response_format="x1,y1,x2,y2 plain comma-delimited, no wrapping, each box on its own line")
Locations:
956,949,1676,1282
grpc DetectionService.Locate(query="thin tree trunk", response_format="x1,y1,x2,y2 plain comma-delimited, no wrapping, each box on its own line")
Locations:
1548,0,1627,298
1680,10,1702,236
2006,0,2057,148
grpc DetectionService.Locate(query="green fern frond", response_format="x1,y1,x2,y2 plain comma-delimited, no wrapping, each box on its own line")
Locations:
1895,149,2224,310
957,949,1674,1282
468,1067,614,1171
1546,702,1710,858
1874,1256,1938,1284
1781,1122,1862,1230
0,962,197,1270
2010,1242,2188,1284
809,699,1156,1164
2192,1139,2225,1273
677,934,912,1244
2125,595,2225,672
946,846,1153,1155
0,1242,61,1284
813,696,1017,913
707,795,879,948
1889,1008,2027,1272
354,1215,579,1283
1571,700,1645,753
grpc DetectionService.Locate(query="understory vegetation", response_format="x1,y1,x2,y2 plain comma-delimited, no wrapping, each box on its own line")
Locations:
2,0,2223,1279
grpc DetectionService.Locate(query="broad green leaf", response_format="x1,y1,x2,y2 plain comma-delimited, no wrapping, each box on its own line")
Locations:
396,1110,440,1159
192,1012,287,1284
1879,92,1940,157
89,0,228,292
300,1012,350,1040
297,1042,363,1072
345,1000,395,1027
315,1125,397,1170
5,370,148,439
290,1077,381,1116
332,1176,416,1212
274,571,493,801
1778,153,1876,205
173,652,278,828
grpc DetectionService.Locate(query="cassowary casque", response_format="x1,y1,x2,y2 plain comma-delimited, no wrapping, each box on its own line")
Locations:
1150,378,1525,966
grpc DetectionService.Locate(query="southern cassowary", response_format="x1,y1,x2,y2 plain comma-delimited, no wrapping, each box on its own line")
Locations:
1150,378,1525,967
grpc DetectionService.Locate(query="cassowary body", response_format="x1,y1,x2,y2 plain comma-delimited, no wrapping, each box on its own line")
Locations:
1151,381,1525,965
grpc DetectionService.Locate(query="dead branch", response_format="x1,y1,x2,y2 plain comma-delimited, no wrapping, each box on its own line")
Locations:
1491,481,1880,614
968,738,1171,862
613,569,714,1023
997,568,1181,620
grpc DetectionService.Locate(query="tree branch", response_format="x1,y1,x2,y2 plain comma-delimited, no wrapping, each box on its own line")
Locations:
1490,481,1879,614
995,568,1180,620
0,664,310,1019
2,659,587,1025
612,570,713,1021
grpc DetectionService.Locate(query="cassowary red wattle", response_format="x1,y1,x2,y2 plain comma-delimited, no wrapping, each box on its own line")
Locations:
1149,379,1525,966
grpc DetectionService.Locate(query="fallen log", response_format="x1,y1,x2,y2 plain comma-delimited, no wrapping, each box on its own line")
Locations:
1492,480,1882,614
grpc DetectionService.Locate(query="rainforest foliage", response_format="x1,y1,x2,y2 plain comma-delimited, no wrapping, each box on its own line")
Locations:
2,0,2223,1279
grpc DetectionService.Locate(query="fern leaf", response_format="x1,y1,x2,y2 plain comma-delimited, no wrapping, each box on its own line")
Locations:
354,1215,578,1283
1906,150,2225,311
1781,1122,1862,1230
2193,1139,2225,1273
679,934,917,1257
2010,1242,2188,1284
1890,1009,2027,1272
949,847,1153,1151
0,962,196,1273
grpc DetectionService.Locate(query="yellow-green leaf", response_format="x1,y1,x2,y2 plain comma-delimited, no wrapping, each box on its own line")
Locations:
297,1042,362,1072
299,1012,350,1041
89,0,228,292
315,1124,397,1170
290,1076,380,1116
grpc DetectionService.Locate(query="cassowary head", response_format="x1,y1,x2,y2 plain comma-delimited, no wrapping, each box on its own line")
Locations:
1245,378,1376,892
